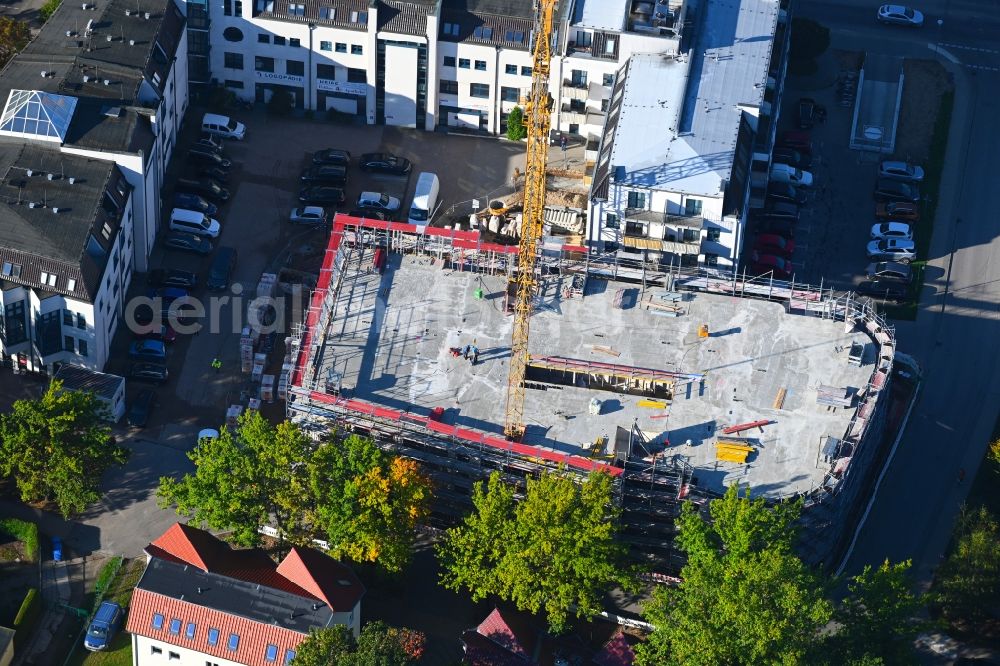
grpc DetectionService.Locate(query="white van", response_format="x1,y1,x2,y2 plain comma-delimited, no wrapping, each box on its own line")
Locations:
201,113,246,140
408,172,440,225
770,163,813,187
170,208,221,238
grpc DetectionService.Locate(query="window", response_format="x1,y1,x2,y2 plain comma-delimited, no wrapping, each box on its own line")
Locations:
4,301,25,345
350,10,367,23
1,261,20,277
287,3,304,16
274,36,286,45
227,634,240,651
603,73,614,87
500,86,518,102
473,26,492,39
335,42,347,52
40,271,48,285
569,98,585,113
504,30,524,43
290,38,300,47
570,69,587,87
169,619,182,635
320,40,332,51
67,278,76,292
258,33,269,43
707,227,721,242
255,56,275,72
316,63,336,79
265,644,279,662
168,653,179,661
64,335,74,353
78,339,88,356
287,60,304,76
319,6,334,19
574,30,592,47
225,80,245,89
439,80,458,94
474,60,486,71
77,313,86,329
347,68,366,83
684,198,703,216
605,213,619,229
443,56,456,67
521,66,531,76
224,52,243,69
223,26,243,42
223,0,233,15
627,191,646,209
601,98,609,112
63,309,72,326
442,22,459,36
207,628,220,646
605,37,616,55
470,83,490,98
351,44,362,55
151,646,162,654
185,622,196,639
458,58,470,69
283,650,296,665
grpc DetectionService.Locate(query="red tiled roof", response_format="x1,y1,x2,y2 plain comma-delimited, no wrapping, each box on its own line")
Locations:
148,522,228,572
462,629,533,665
275,546,365,612
593,629,637,666
126,588,305,666
474,608,537,660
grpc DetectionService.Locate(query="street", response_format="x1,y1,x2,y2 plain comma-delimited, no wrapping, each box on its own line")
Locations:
792,0,1000,584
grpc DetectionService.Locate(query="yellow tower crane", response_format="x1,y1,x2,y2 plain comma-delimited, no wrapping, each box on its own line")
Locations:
503,0,557,440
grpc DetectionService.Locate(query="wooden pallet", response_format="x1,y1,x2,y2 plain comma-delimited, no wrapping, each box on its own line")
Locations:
716,440,754,464
638,399,668,409
773,387,787,410
591,345,620,357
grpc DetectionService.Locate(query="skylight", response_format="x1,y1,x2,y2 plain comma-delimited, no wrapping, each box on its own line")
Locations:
0,90,77,143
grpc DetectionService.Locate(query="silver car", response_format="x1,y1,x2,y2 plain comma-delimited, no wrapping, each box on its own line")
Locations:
870,221,913,240
879,160,924,182
866,238,916,263
877,4,924,26
289,206,326,224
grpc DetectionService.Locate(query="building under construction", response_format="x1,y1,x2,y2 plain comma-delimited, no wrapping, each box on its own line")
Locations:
285,216,913,571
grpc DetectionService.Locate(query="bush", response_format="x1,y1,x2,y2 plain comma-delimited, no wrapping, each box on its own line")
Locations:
12,588,40,651
506,106,527,141
790,18,830,61
39,0,61,21
0,518,38,562
267,90,294,116
93,556,123,611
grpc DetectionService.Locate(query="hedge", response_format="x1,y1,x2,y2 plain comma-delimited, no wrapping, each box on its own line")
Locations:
12,587,40,652
0,517,39,562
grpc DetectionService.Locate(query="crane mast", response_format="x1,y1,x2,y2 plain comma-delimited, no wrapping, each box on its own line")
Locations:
503,0,557,440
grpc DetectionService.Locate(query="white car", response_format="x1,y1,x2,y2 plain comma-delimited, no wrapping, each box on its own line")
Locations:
866,238,916,263
770,163,814,187
289,206,326,224
876,4,924,26
870,221,913,240
879,160,924,182
356,191,401,212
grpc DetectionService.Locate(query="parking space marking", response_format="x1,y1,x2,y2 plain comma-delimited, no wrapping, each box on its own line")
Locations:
966,63,1000,72
938,42,1000,55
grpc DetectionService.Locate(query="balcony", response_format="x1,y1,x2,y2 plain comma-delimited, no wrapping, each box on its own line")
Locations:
562,80,589,101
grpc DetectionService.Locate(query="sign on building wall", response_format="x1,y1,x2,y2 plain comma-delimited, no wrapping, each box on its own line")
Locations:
316,79,367,96
254,71,304,86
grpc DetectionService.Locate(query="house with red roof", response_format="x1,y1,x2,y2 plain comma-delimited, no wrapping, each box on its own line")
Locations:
126,522,364,666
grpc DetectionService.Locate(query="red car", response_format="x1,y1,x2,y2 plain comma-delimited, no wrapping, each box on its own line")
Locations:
875,201,920,221
133,323,178,344
753,234,795,258
750,253,793,279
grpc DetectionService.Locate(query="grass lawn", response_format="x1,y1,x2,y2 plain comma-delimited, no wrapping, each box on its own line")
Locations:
67,559,147,666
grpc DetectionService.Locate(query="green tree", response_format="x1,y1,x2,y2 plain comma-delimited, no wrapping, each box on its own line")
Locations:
39,0,62,22
291,625,354,666
829,560,924,664
506,106,527,141
438,470,633,633
310,434,431,573
0,18,28,69
158,410,313,546
292,622,423,666
636,486,832,666
0,380,127,517
932,506,1000,632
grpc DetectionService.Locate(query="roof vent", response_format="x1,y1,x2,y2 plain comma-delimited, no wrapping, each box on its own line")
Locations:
68,177,75,184
28,201,36,208
82,74,90,82
81,2,87,8
47,173,55,180
65,30,73,37
144,11,150,19
85,19,94,35
52,207,60,214
124,7,131,14
25,169,33,176
40,70,48,77
197,587,204,594
129,39,135,46
105,34,112,42
103,79,110,86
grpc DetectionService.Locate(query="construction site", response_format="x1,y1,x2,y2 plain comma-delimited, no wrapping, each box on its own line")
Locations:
282,217,914,569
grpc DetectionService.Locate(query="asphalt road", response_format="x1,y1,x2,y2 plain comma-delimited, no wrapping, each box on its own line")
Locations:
794,1,1000,583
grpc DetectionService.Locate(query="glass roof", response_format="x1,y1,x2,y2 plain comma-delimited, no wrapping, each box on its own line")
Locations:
0,89,78,143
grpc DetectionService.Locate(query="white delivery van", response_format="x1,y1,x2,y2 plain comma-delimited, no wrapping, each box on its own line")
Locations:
170,208,222,238
201,113,246,140
408,172,440,225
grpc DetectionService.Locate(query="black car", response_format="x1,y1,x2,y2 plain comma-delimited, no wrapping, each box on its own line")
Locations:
855,280,908,302
761,201,800,219
194,136,225,153
359,152,411,175
312,148,351,166
163,232,213,255
188,149,232,169
865,261,912,282
298,186,346,206
874,179,920,203
176,177,230,202
347,208,390,221
755,217,795,238
771,147,811,169
766,183,807,205
127,389,157,427
147,268,198,289
173,192,218,216
300,165,348,186
130,363,168,384
194,166,229,183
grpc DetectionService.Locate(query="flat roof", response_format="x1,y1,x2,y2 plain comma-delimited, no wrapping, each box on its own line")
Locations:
850,53,903,153
313,251,871,497
54,364,124,399
571,0,629,32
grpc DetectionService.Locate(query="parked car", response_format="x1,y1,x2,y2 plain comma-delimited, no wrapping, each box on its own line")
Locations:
866,261,912,282
755,217,796,238
770,163,814,187
188,148,232,169
866,238,916,263
127,389,157,427
176,176,230,202
298,186,346,206
754,234,795,258
147,268,198,289
197,166,230,183
855,280,909,302
871,221,913,240
762,201,801,219
300,165,348,186
84,601,123,651
356,191,401,212
877,4,924,26
289,206,326,224
359,152,412,175
146,287,189,302
173,192,218,216
312,148,352,166
129,339,167,361
778,130,812,154
130,362,169,384
771,147,811,169
194,136,224,154
163,232,213,254
875,201,920,221
201,112,246,140
751,253,793,279
133,323,177,344
348,208,390,221
879,160,924,182
766,182,806,205
874,179,920,203
206,247,238,291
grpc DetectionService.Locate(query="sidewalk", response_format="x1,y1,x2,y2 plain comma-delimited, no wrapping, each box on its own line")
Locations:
14,556,92,666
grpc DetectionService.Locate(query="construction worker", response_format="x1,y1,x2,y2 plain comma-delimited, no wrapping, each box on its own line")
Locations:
211,358,222,373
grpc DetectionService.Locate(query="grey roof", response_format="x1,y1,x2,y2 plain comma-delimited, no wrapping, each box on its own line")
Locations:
377,0,438,35
138,557,337,635
257,0,370,30
570,0,628,31
54,364,125,399
446,0,532,17
439,0,533,48
597,0,779,199
0,142,129,301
